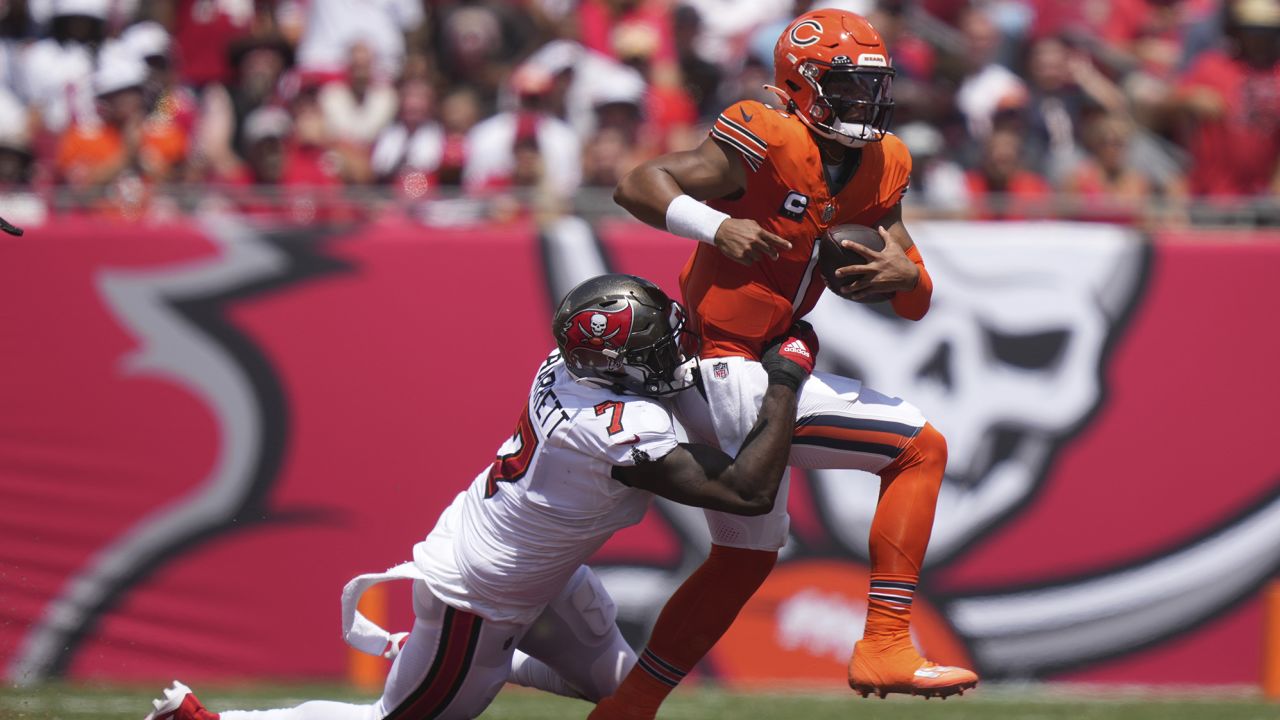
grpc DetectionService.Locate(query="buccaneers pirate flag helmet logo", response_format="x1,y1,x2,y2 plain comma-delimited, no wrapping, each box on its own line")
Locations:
553,274,698,397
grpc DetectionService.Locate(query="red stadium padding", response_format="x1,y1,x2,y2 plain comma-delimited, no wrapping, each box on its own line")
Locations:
1,217,1278,688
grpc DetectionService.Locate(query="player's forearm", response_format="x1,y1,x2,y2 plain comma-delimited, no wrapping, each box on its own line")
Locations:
614,162,684,229
890,244,932,320
718,385,798,513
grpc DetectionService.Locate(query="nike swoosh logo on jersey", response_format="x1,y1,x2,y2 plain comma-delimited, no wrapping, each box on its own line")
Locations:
740,106,753,123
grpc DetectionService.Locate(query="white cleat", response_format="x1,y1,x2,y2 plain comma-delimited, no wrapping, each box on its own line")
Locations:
143,680,213,720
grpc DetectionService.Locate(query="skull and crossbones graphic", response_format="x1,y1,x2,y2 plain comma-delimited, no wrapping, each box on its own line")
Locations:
580,312,621,348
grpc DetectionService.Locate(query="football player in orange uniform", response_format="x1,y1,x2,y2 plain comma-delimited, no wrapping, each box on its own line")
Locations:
591,9,978,717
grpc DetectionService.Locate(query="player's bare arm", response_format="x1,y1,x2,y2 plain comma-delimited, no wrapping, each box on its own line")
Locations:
612,384,797,515
611,323,818,514
614,138,792,266
831,203,922,301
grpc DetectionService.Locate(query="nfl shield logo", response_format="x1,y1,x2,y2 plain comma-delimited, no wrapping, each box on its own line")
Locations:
713,362,729,380
821,203,835,223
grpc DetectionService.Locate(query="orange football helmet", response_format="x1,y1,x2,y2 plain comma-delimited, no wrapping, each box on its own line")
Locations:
768,9,896,148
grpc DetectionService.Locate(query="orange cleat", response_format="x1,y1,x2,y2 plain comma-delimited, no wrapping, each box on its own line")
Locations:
848,634,978,699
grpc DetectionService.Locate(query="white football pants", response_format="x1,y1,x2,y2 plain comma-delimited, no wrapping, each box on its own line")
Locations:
671,356,928,551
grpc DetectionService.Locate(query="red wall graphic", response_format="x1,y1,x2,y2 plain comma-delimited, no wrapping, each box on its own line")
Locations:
1,216,1277,687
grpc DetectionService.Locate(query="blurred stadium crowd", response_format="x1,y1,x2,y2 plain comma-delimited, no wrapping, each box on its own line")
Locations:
0,0,1277,225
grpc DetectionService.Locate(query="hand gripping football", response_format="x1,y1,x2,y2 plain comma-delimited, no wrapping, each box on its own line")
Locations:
818,224,893,303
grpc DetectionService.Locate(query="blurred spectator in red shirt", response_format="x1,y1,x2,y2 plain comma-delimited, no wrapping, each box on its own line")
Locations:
319,41,398,147
579,0,676,64
1023,0,1107,39
1087,0,1219,135
1174,0,1280,197
870,0,936,81
611,21,698,154
436,87,481,187
56,44,187,187
218,105,292,217
1064,113,1155,221
220,105,355,222
163,0,256,89
197,33,293,180
230,106,293,185
964,126,1053,219
463,65,581,197
285,86,354,185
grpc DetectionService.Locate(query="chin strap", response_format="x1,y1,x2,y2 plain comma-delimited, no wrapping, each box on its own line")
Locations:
763,83,791,107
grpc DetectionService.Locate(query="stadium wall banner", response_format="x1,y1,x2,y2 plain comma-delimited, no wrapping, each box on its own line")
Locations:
1,215,1278,688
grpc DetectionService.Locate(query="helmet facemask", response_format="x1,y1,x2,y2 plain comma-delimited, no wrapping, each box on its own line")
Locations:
797,62,895,148
604,301,701,396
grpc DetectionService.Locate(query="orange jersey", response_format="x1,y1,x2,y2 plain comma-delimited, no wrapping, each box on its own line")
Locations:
679,100,911,359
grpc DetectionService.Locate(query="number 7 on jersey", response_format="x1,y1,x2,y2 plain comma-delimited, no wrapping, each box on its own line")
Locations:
594,400,625,436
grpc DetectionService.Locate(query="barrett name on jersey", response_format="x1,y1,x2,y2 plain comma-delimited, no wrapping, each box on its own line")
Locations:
415,351,678,625
682,99,912,359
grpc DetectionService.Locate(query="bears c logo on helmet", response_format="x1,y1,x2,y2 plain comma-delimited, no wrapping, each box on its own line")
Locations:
789,19,823,47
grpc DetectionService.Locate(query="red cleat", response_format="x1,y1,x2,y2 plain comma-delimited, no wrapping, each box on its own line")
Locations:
848,634,978,699
143,681,220,720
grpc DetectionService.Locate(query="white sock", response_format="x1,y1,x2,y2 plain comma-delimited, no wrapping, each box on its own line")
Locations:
508,650,583,699
220,701,379,720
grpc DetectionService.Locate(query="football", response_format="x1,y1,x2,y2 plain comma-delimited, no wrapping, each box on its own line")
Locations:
818,224,893,303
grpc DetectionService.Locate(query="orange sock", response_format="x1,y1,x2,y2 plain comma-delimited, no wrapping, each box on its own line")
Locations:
597,544,776,718
864,422,945,640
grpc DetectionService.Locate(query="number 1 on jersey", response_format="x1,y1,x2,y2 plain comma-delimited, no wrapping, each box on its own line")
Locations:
594,400,625,435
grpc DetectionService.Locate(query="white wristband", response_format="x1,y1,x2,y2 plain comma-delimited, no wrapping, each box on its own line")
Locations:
665,194,730,245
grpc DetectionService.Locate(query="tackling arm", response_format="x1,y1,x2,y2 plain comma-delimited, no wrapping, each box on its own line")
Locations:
611,385,798,516
614,138,792,265
611,323,818,515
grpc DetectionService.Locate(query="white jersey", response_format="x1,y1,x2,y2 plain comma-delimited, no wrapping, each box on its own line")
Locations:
415,351,679,624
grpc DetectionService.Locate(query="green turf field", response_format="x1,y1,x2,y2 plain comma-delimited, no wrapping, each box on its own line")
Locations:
2,683,1276,720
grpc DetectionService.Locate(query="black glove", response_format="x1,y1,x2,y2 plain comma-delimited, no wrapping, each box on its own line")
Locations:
761,321,819,392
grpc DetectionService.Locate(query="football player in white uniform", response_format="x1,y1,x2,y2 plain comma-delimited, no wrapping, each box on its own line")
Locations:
144,274,819,720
